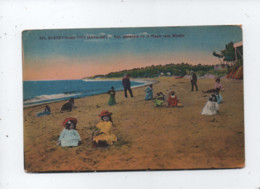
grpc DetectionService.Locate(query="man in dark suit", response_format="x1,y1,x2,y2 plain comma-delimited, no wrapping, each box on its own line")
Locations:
190,71,198,91
122,74,133,98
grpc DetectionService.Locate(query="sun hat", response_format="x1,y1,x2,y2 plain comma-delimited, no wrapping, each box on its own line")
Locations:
63,117,77,127
99,110,112,117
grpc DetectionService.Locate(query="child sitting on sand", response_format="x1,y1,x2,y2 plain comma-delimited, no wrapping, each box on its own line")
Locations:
92,110,117,147
107,86,116,106
36,105,51,117
201,94,219,115
144,85,153,100
168,91,184,107
60,98,76,113
202,78,224,93
57,117,81,147
155,92,165,107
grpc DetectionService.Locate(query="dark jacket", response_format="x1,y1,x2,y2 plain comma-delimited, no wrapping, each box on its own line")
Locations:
191,73,197,82
122,78,131,88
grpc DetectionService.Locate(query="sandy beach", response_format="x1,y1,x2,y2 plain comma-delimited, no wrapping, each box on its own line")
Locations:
23,77,244,172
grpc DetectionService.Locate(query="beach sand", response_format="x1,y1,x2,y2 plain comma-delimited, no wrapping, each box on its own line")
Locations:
23,77,244,172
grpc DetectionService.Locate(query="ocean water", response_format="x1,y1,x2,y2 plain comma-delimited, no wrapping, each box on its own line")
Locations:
23,80,146,106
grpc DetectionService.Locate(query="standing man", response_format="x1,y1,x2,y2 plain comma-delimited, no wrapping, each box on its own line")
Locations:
190,71,198,91
122,73,133,98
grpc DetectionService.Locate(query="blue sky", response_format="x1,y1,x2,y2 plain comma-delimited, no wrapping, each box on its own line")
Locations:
22,25,242,80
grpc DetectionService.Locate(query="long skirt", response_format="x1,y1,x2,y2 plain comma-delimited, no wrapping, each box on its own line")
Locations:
108,95,116,105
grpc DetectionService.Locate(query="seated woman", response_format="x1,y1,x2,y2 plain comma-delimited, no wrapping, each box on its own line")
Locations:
57,117,81,147
154,92,165,107
60,98,76,113
144,85,153,100
69,98,76,108
36,105,51,117
92,110,117,147
107,86,116,106
202,78,224,93
168,91,183,107
201,94,219,115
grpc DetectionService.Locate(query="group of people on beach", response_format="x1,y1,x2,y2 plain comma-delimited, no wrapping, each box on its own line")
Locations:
144,85,184,108
56,110,117,148
144,71,224,115
36,71,224,148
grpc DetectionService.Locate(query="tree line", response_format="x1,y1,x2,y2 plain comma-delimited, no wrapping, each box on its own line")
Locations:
85,63,227,79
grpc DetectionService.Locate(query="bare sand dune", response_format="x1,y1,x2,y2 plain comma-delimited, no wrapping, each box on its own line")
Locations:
23,77,244,172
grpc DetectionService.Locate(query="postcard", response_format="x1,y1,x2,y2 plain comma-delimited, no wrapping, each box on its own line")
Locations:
22,25,244,172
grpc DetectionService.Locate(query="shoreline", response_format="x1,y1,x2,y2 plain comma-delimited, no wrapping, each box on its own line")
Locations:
23,78,159,109
23,77,244,172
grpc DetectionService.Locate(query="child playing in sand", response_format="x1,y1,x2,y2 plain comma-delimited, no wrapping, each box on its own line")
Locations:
108,86,116,106
36,105,51,117
155,92,165,107
202,78,224,93
168,91,184,107
201,94,219,115
92,110,117,147
145,85,153,100
57,117,81,147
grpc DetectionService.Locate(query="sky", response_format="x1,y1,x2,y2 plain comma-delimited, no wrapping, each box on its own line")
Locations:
22,25,242,80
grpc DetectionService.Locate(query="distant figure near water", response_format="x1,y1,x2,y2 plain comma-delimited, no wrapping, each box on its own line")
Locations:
60,98,76,112
108,86,116,105
190,71,198,91
144,85,153,100
36,105,51,117
122,74,133,98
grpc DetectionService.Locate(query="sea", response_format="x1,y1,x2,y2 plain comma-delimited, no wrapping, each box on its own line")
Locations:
23,80,146,106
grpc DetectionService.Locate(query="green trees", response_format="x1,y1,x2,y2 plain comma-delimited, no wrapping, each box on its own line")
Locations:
214,41,243,65
86,63,216,79
221,42,236,62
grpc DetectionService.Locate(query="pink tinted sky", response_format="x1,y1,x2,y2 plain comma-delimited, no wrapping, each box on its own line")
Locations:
23,51,219,81
22,26,242,80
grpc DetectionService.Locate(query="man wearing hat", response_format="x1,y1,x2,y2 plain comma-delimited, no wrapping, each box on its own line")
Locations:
190,71,198,91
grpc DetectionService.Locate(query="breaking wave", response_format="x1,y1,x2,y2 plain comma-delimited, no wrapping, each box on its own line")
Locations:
24,93,81,105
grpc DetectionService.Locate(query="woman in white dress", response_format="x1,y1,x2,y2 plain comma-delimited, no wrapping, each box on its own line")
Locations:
201,94,219,115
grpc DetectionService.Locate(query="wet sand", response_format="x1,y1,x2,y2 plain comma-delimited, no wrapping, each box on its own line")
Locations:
23,77,244,172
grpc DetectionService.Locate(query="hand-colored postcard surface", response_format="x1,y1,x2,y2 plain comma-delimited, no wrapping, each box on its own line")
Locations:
23,25,244,172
